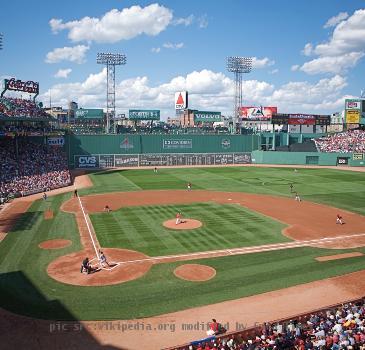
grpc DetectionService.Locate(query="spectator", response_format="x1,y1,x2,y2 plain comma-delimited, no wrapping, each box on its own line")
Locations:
0,138,71,198
313,130,365,153
183,300,365,350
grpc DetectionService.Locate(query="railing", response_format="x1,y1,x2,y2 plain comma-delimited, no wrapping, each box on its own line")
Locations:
162,296,365,350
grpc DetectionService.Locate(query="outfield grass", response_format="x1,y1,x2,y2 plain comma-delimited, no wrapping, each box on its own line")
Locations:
90,202,288,256
84,167,365,215
0,166,365,320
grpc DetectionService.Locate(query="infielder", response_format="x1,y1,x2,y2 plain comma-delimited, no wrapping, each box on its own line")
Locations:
336,214,344,225
295,193,301,202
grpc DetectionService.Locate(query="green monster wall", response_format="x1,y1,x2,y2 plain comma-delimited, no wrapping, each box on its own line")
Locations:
252,150,365,167
66,134,260,168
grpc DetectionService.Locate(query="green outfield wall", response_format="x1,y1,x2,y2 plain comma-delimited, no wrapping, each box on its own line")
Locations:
252,150,365,167
67,134,260,168
65,134,364,168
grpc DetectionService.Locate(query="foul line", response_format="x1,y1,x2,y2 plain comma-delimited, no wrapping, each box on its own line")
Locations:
111,232,365,266
77,194,121,270
77,195,100,260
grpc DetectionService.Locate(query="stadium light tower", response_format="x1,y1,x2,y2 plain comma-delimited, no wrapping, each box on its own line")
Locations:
227,56,252,133
97,52,126,133
0,33,3,50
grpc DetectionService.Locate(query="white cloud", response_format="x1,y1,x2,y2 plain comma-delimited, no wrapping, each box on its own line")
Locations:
54,68,72,78
296,9,365,74
45,45,89,64
300,52,365,75
324,11,349,28
163,42,184,50
314,9,365,56
49,4,173,43
172,14,207,28
39,69,349,119
269,69,279,74
291,65,300,71
151,47,161,53
252,57,275,69
197,15,208,29
302,43,313,56
270,75,347,111
172,14,194,26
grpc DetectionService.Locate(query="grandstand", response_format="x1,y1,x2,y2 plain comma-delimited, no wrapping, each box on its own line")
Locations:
0,85,71,204
166,297,365,350
313,129,365,153
0,97,51,119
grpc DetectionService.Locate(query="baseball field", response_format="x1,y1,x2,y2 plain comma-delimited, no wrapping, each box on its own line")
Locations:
1,166,365,329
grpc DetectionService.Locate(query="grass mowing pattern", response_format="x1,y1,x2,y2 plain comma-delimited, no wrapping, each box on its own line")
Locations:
83,167,365,215
0,166,365,320
90,202,289,256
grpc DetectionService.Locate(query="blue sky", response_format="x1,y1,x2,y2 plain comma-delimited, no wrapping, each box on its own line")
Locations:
1,0,365,119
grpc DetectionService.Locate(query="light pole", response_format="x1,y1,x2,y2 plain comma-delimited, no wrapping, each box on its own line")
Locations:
227,56,252,133
97,53,126,133
0,33,3,50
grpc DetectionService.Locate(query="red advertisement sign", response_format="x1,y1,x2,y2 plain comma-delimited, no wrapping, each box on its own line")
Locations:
288,115,316,125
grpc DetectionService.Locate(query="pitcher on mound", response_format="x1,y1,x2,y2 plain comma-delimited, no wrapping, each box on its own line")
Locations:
175,212,182,225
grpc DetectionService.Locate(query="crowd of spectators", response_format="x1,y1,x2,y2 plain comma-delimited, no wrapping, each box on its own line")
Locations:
314,130,365,153
179,300,365,350
0,138,71,199
0,97,51,119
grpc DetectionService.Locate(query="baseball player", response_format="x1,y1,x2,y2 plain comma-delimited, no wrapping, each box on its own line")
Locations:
99,251,111,267
175,212,182,225
104,205,111,212
294,192,301,202
336,214,344,225
187,182,192,191
80,257,93,274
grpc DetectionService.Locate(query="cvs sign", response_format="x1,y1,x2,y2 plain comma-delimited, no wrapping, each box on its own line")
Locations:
76,155,99,168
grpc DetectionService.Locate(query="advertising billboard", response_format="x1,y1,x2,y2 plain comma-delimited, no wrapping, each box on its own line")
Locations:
194,111,222,122
74,155,99,168
75,109,104,119
345,99,361,110
163,139,192,149
1,78,39,97
346,110,360,124
240,106,277,121
129,110,160,120
175,91,188,110
288,115,316,125
272,114,330,125
47,137,65,146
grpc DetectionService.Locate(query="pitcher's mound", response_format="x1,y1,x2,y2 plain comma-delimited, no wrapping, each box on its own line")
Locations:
47,248,153,286
39,239,72,249
163,219,202,230
174,264,216,281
